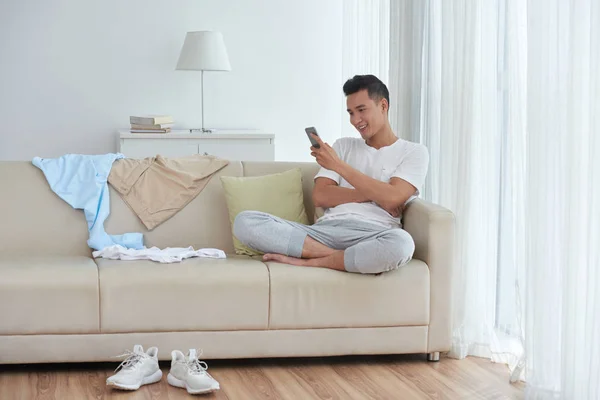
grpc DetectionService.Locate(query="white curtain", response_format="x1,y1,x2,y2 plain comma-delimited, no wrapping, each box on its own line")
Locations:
398,0,508,361
523,0,600,397
341,0,390,139
385,0,600,398
388,1,424,141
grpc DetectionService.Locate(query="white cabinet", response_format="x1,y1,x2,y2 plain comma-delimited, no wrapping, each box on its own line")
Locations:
118,130,275,161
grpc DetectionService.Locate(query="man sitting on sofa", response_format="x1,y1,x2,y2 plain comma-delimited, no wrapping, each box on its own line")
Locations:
234,74,429,274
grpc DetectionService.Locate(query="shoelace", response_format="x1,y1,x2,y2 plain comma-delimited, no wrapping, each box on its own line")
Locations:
113,349,148,372
188,358,209,375
187,349,209,375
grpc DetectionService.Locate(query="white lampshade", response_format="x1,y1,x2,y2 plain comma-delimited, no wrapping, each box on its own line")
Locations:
175,31,231,71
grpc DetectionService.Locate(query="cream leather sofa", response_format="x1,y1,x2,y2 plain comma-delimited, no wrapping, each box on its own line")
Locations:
0,160,455,364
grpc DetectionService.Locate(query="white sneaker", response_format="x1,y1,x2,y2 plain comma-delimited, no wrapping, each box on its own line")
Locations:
167,349,220,394
106,345,163,390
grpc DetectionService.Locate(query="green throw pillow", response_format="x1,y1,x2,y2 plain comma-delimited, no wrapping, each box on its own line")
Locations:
220,168,309,256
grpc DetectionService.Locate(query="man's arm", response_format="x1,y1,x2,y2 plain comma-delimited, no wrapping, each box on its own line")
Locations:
337,164,416,212
312,177,369,208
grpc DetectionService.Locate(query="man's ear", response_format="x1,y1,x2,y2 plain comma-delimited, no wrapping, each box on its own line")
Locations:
380,98,389,113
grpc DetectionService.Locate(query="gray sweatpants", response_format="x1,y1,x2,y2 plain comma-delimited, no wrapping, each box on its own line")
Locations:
233,211,415,274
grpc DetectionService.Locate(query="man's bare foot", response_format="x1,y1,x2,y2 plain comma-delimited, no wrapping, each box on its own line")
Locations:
301,236,337,258
263,250,345,271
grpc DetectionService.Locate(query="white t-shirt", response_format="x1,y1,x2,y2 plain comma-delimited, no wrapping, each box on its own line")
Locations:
314,137,429,229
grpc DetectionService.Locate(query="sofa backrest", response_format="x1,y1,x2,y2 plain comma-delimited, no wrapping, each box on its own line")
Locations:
0,160,321,257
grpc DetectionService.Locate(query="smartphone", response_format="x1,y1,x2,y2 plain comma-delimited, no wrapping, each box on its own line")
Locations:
304,126,320,148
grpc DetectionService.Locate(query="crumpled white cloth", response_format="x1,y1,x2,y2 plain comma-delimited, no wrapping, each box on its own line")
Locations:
93,245,226,263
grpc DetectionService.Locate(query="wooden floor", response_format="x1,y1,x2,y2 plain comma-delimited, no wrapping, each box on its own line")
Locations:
0,354,524,400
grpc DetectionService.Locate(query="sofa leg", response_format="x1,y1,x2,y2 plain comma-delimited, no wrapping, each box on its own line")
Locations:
427,352,440,362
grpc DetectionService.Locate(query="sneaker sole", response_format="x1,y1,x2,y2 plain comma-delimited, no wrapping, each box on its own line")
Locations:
107,369,163,390
167,373,219,394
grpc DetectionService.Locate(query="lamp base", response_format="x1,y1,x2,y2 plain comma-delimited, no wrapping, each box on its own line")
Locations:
188,128,214,133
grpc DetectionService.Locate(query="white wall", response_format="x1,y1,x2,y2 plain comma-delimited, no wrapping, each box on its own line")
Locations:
0,0,344,161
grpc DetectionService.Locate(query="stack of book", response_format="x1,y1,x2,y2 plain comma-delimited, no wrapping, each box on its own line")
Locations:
129,115,174,133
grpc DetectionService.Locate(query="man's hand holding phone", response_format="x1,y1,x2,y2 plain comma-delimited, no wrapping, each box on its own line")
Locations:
306,128,342,172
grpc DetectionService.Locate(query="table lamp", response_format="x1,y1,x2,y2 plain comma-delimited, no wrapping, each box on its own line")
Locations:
176,31,231,133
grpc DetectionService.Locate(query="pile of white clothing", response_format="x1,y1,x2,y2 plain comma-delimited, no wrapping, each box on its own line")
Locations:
93,245,226,263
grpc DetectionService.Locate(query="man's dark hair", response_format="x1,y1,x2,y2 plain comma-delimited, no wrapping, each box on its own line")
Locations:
342,74,390,107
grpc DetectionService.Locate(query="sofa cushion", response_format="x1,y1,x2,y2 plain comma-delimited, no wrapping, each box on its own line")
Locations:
97,256,270,333
266,259,430,329
0,256,100,334
220,168,309,256
0,162,91,257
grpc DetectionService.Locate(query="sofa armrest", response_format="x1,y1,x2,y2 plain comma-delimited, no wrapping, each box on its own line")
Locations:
402,198,455,353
